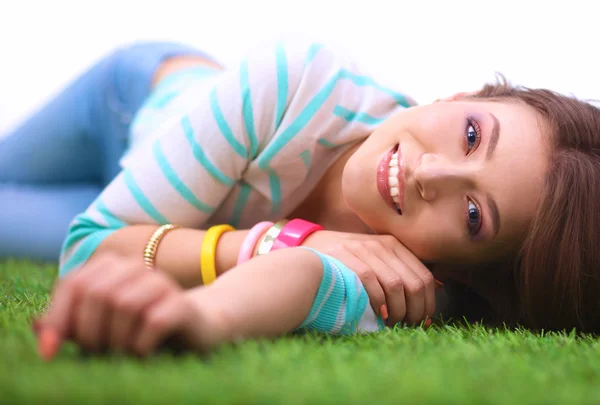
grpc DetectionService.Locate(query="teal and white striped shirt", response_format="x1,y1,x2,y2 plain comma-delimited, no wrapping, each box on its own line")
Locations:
299,248,386,334
59,40,414,334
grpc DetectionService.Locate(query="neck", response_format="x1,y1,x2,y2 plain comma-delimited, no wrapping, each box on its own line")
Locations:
291,143,374,234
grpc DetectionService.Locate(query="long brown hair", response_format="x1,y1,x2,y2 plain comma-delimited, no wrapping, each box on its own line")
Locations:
466,78,600,333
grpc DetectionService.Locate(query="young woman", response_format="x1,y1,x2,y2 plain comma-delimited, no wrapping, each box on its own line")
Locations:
3,41,599,359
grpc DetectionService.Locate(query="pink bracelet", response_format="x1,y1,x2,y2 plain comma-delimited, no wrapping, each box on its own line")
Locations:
237,221,274,265
271,218,323,251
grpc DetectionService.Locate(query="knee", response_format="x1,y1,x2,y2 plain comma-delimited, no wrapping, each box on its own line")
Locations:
102,41,210,118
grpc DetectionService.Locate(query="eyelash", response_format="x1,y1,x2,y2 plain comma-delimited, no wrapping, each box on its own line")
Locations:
464,117,483,237
467,198,483,237
465,117,482,155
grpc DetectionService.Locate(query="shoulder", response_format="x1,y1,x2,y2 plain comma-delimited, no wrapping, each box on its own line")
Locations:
274,39,416,107
241,38,361,85
286,39,360,79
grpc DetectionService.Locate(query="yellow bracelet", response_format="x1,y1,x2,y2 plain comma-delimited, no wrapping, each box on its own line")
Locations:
144,224,181,270
201,224,235,285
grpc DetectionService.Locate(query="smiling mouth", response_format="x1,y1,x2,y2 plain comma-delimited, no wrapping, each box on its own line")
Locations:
377,144,406,215
388,146,404,213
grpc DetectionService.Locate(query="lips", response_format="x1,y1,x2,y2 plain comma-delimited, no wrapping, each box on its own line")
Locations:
377,144,406,215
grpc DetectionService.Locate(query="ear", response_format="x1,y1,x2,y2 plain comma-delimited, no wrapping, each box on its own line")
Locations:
435,91,477,102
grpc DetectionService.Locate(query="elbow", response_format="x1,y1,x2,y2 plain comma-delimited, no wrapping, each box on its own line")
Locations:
59,218,118,278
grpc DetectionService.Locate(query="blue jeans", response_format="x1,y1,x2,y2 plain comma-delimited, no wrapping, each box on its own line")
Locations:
0,42,214,261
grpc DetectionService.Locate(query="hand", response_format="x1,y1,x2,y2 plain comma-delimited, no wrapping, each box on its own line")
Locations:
33,256,211,360
305,231,438,326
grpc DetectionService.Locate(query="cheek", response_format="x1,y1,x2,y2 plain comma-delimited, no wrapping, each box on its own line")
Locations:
392,215,460,262
404,111,458,151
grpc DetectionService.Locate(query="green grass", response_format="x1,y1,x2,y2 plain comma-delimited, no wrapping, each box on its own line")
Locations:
2,261,600,405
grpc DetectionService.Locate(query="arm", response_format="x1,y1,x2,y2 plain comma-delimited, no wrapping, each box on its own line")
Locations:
60,39,416,287
194,247,383,348
87,226,250,288
36,247,382,359
58,41,312,282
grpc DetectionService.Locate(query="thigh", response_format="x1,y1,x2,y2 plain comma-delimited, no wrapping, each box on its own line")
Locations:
0,183,101,262
95,42,220,184
0,79,102,184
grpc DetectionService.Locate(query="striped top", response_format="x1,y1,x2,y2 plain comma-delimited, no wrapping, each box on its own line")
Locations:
58,40,414,333
299,248,385,334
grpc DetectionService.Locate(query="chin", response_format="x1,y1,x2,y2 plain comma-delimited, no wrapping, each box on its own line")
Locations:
351,206,391,235
340,187,374,228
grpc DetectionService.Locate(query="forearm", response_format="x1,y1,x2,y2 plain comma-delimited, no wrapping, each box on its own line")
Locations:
186,248,324,348
90,226,250,288
185,248,383,349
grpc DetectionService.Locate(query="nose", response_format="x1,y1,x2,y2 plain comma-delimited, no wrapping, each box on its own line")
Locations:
414,153,474,201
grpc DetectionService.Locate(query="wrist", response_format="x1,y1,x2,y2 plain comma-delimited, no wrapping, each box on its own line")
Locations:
251,219,323,259
299,229,333,249
214,229,250,276
270,219,323,251
183,289,230,350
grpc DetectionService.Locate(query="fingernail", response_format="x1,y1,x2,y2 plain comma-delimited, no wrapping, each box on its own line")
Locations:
425,319,433,328
380,305,389,321
434,279,444,289
38,328,60,362
31,319,41,335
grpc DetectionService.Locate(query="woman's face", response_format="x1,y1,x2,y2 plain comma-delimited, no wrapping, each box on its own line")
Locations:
342,99,548,265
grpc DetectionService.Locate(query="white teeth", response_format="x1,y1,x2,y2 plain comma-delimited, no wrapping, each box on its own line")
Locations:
387,152,402,212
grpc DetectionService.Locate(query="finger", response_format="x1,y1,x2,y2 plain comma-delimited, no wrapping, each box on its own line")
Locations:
370,247,411,326
397,265,427,325
131,294,188,357
38,328,61,362
36,265,98,355
391,244,436,321
352,244,406,325
35,289,73,360
35,267,96,359
330,246,387,318
73,265,146,352
109,272,178,352
73,292,109,352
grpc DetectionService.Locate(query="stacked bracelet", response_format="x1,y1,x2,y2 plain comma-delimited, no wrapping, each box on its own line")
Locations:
200,224,235,285
255,220,289,256
237,221,274,265
271,218,323,251
251,218,323,258
143,224,181,270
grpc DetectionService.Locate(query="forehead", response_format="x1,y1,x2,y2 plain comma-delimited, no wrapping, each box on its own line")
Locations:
479,100,546,140
472,100,549,249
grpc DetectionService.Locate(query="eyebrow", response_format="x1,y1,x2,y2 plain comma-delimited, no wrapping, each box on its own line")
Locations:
486,193,501,238
486,112,500,160
485,112,501,237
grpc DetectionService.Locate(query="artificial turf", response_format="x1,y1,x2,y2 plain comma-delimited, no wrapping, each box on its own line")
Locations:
2,259,599,404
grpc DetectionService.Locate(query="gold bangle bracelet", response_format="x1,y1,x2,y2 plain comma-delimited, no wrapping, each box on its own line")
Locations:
143,224,181,270
255,219,289,256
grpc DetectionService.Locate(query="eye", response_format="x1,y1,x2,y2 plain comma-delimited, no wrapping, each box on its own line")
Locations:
465,118,481,155
467,199,482,235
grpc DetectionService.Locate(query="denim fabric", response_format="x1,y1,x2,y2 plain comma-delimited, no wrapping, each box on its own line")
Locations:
0,42,213,261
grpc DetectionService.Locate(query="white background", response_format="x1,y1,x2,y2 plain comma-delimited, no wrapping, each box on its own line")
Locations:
0,0,597,136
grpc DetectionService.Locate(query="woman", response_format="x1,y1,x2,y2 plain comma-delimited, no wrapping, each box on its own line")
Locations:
3,41,599,358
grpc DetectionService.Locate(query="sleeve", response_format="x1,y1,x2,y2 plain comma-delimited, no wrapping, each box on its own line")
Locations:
58,41,314,276
297,248,385,335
